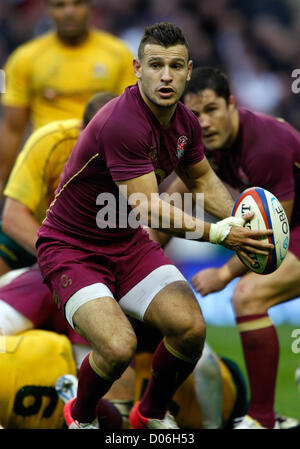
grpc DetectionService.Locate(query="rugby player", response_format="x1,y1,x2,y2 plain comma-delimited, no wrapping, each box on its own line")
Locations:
0,0,136,195
36,23,273,429
160,66,300,429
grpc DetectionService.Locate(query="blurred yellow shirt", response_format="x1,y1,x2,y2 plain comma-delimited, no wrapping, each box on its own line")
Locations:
0,330,76,429
4,119,80,224
2,29,136,129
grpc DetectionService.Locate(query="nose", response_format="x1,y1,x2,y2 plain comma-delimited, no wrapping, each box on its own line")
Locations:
64,4,76,17
161,66,172,83
199,114,211,129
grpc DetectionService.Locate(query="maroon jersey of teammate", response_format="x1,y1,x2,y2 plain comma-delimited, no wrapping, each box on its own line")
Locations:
39,83,204,245
206,107,300,229
0,266,87,345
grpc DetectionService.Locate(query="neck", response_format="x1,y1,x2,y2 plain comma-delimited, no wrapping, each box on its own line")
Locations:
56,29,89,46
138,82,177,127
225,107,240,149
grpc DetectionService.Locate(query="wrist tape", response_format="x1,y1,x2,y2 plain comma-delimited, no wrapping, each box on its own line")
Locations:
209,217,245,244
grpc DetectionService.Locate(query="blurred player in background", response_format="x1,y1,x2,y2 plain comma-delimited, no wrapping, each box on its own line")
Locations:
0,0,136,195
160,66,300,429
0,91,116,276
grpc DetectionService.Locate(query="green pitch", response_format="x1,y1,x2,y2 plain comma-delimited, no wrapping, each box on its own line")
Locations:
206,324,300,421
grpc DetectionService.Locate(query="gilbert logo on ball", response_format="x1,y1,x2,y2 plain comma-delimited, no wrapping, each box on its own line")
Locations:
232,187,289,274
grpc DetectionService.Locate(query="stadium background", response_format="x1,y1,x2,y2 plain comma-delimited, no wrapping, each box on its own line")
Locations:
1,0,300,422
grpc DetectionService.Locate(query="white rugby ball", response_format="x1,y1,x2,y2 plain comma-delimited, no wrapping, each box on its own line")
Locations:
232,187,290,274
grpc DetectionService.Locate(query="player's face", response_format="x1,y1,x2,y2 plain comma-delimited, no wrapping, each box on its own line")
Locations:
49,0,90,41
184,89,236,151
134,44,192,113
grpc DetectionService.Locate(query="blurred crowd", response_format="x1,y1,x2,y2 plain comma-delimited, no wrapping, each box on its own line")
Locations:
1,0,300,129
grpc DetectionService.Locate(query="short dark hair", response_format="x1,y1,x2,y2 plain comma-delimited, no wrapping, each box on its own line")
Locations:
138,22,190,60
184,67,231,103
83,92,117,128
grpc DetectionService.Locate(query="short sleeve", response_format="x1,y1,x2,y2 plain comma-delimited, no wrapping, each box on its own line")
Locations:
2,47,31,108
101,123,154,182
249,149,295,202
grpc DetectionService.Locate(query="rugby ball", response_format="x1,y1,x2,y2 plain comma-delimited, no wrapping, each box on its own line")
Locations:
232,187,289,274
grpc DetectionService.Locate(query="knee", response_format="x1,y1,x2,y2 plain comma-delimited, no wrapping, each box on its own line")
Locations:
94,330,137,379
232,278,267,315
172,313,206,360
150,281,206,359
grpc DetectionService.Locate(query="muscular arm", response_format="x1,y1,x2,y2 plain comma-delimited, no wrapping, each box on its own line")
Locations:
2,197,39,256
0,106,29,195
117,171,211,241
145,161,237,246
176,157,234,219
116,168,274,260
144,176,188,247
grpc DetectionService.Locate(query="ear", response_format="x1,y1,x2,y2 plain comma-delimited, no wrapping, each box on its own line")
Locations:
186,60,193,82
228,94,235,107
133,58,142,79
228,94,236,112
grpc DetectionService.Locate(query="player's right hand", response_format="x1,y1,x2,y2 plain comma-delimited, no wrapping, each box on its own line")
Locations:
222,212,274,266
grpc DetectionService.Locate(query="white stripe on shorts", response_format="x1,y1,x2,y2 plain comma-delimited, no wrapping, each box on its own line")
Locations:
65,283,114,328
119,264,186,321
65,265,186,328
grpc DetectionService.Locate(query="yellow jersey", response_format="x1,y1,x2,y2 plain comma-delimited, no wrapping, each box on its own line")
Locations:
4,118,80,224
0,330,76,429
2,30,136,129
134,352,247,429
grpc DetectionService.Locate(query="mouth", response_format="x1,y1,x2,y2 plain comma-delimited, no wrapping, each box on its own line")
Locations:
203,132,217,139
62,22,78,30
157,86,175,99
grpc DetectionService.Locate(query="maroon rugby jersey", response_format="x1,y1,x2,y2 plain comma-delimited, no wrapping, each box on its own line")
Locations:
206,107,300,227
38,83,204,244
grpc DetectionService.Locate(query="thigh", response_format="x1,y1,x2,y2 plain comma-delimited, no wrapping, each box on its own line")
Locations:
72,296,136,375
119,264,188,321
143,279,204,337
72,296,134,346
